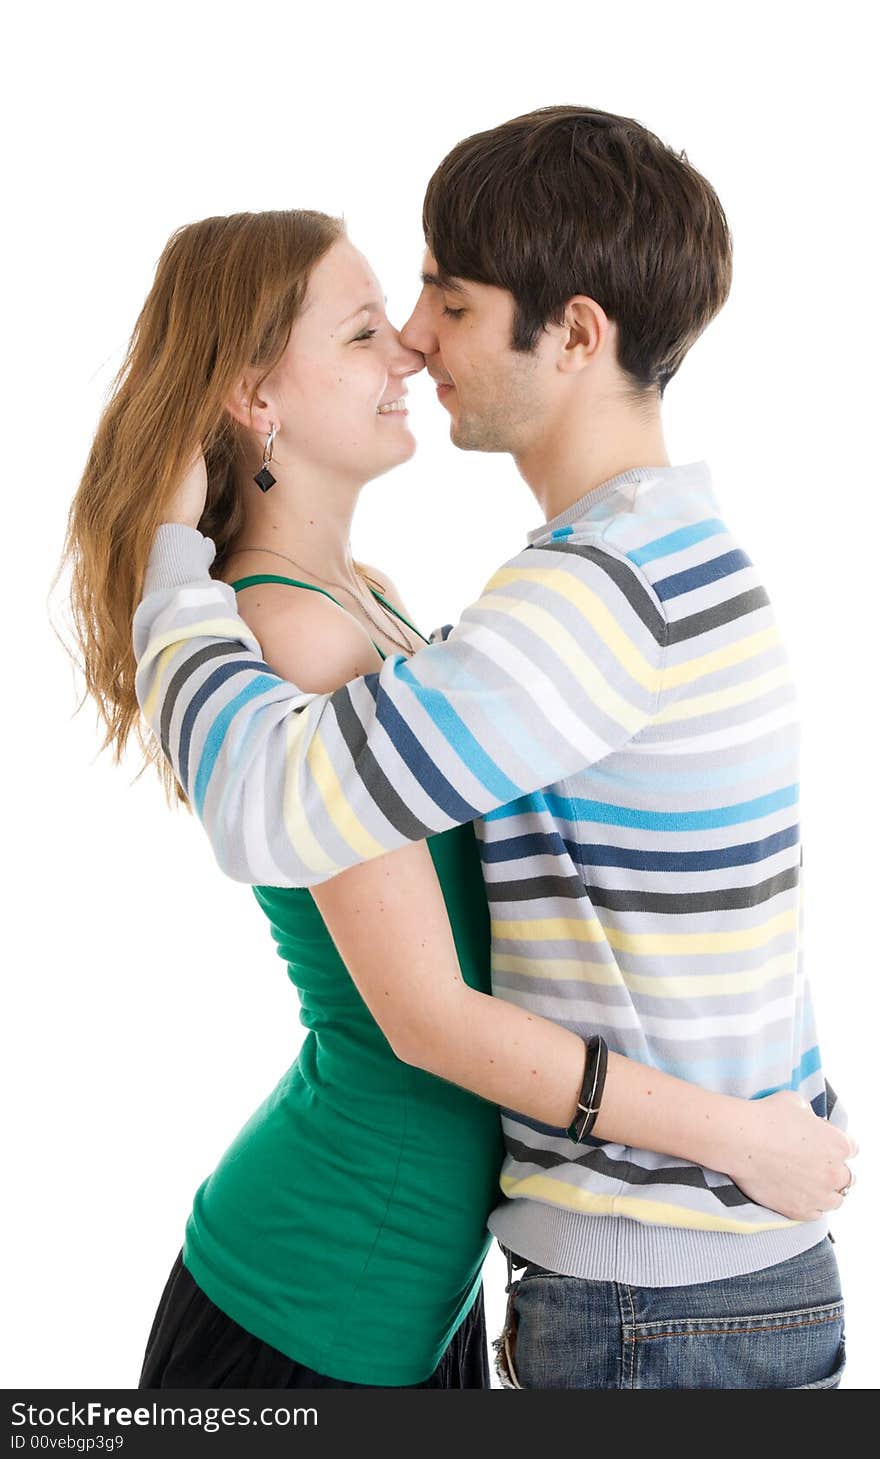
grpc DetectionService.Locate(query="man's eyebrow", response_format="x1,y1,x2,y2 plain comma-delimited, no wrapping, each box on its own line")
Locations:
421,270,468,295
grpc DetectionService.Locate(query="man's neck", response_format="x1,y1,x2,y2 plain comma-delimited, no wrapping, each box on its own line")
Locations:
514,388,670,522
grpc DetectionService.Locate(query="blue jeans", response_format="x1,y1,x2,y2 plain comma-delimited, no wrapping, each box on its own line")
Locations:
496,1237,845,1389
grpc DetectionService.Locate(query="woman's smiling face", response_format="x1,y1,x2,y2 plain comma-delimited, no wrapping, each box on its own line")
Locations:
260,236,425,485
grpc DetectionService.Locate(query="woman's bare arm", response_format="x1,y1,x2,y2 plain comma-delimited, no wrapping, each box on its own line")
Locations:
314,847,854,1222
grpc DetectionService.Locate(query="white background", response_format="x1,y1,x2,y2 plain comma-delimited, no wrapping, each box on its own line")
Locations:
4,0,876,1391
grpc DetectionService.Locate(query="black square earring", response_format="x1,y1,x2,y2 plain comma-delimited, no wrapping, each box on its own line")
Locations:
254,424,277,491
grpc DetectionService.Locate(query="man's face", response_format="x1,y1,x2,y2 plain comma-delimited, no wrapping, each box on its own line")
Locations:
400,251,554,454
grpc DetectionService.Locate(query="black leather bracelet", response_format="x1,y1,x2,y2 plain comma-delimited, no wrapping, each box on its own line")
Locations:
567,1034,608,1143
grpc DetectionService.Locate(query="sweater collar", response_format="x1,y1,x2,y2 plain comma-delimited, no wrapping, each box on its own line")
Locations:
527,461,716,546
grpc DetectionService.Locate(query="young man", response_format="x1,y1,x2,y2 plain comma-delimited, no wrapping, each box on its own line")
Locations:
133,108,852,1388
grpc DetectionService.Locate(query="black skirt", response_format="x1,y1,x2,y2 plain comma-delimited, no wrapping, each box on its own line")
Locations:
138,1249,490,1389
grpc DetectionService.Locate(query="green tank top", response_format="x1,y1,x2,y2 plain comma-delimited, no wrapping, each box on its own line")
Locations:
181,573,504,1386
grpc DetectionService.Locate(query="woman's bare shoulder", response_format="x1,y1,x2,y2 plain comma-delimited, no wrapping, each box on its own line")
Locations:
225,578,383,692
356,561,411,615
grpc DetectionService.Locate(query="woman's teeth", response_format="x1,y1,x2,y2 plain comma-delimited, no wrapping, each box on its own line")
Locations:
377,399,406,413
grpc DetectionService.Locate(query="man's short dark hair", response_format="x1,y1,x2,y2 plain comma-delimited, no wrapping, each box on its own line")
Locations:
422,105,733,392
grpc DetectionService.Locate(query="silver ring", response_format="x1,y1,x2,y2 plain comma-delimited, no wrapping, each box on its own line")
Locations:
838,1168,855,1197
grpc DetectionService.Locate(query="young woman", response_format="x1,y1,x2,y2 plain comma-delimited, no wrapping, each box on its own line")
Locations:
61,210,852,1389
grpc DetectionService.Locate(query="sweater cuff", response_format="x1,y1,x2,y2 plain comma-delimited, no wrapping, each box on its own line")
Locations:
144,524,217,596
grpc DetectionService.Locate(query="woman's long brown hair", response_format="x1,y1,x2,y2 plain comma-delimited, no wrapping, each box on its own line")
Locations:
57,208,344,808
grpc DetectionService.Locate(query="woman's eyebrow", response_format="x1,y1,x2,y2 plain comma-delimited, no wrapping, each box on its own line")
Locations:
336,298,387,328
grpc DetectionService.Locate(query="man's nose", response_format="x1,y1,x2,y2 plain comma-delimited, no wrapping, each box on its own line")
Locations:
400,298,439,358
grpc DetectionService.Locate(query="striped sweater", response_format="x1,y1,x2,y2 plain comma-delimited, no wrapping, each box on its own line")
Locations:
133,461,840,1285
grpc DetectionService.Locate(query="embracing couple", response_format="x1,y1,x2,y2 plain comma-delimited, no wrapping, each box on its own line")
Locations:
65,105,855,1390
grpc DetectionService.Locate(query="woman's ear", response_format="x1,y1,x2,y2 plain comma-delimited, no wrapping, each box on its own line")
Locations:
224,372,274,433
555,295,613,376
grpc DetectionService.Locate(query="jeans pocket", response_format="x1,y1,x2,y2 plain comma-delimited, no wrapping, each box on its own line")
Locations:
631,1300,846,1390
